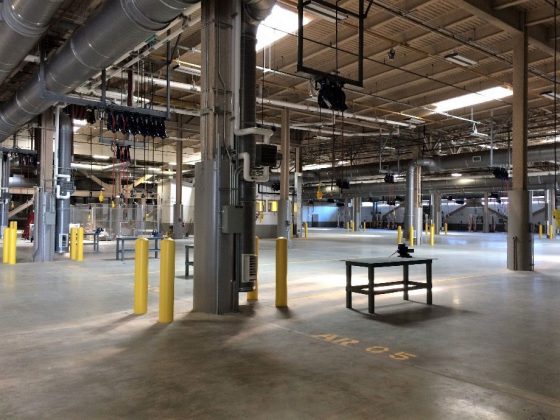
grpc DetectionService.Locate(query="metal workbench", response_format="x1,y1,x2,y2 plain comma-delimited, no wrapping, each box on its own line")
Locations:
345,257,433,313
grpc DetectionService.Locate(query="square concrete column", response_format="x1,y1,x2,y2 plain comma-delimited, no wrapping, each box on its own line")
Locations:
507,22,532,271
483,192,490,233
277,108,291,240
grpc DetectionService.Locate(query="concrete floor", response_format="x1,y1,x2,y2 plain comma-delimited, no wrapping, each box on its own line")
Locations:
1,229,559,419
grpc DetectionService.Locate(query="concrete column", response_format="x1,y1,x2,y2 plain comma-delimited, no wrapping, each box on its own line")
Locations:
545,188,556,234
34,110,56,262
352,197,362,230
277,108,291,240
193,0,236,314
507,22,532,271
432,192,441,235
483,192,490,233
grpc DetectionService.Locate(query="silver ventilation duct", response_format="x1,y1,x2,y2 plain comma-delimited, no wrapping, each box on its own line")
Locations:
0,152,10,235
54,112,72,253
0,0,199,140
236,0,276,286
0,0,64,86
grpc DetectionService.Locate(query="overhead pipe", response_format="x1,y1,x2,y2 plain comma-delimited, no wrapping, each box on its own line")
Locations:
0,0,64,86
323,174,560,197
310,144,560,180
257,97,413,129
0,0,200,140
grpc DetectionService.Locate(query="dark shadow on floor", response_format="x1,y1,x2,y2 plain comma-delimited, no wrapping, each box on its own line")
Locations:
350,303,476,326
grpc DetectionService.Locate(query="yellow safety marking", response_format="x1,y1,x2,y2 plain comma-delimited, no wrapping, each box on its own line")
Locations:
313,333,417,361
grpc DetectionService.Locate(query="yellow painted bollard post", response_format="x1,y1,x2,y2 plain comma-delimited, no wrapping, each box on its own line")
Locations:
70,227,77,260
538,224,543,239
77,227,84,262
350,220,355,232
134,238,149,314
10,221,16,230
430,224,435,246
9,226,16,264
397,225,403,244
424,222,428,235
303,222,308,239
275,237,288,308
247,236,259,301
3,227,10,264
548,224,554,239
408,226,414,246
444,223,448,235
159,238,176,323
363,221,366,230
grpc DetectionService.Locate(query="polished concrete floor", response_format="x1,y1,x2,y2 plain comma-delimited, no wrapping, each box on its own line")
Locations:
1,229,559,419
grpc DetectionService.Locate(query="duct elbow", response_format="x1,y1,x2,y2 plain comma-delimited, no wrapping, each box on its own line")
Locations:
243,0,276,24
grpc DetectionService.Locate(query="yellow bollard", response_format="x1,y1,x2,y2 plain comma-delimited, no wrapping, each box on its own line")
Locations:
8,227,16,264
77,227,84,262
275,237,288,308
548,224,554,239
159,238,176,323
303,222,308,239
425,222,429,235
247,237,259,301
350,220,355,232
444,223,448,235
397,225,403,244
70,227,77,260
10,221,16,230
408,226,414,246
134,238,149,315
363,221,366,230
538,224,543,239
430,224,435,246
2,227,10,264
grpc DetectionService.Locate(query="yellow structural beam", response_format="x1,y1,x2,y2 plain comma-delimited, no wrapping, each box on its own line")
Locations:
134,238,149,315
275,237,288,308
159,238,175,323
247,236,259,302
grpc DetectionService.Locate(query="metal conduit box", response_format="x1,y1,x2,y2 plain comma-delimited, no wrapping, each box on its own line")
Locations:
240,254,258,292
221,205,244,234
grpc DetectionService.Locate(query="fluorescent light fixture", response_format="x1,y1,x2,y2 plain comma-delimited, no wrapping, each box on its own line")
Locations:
471,123,489,138
93,155,110,160
72,119,87,133
540,91,560,100
306,1,348,23
451,172,462,177
172,61,201,77
256,5,310,51
444,53,477,67
431,86,513,113
302,160,349,171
